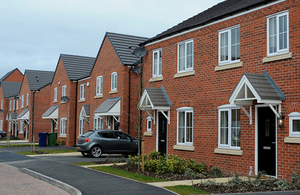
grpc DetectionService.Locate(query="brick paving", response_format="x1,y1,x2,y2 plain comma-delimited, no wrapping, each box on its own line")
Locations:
0,163,70,195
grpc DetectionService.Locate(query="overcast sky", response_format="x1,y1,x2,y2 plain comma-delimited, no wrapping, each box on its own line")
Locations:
0,0,223,77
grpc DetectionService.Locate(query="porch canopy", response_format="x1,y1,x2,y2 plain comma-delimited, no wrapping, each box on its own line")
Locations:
80,104,90,118
17,108,29,120
229,71,285,124
94,97,120,117
8,112,18,121
42,105,59,119
138,86,172,123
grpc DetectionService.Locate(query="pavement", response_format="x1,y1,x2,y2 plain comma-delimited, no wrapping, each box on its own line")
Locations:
1,141,300,195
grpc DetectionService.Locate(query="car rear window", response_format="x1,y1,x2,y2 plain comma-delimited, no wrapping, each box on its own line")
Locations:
82,131,94,137
100,132,115,138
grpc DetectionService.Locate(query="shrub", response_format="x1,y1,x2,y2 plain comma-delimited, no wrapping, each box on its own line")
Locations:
186,159,206,174
166,154,186,174
210,167,223,178
148,150,160,160
56,139,65,146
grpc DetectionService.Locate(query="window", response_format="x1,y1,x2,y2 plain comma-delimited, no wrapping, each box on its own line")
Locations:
178,40,193,73
147,116,152,132
219,26,240,65
218,105,240,149
21,95,24,107
153,50,162,78
107,116,111,129
16,99,18,109
80,84,85,100
0,120,2,131
79,118,84,136
111,72,117,91
94,117,103,130
96,76,103,96
1,100,3,110
26,94,29,105
288,112,300,137
9,100,12,110
62,85,67,97
267,11,289,56
60,118,67,135
20,120,23,133
13,99,15,110
54,87,57,101
177,107,193,145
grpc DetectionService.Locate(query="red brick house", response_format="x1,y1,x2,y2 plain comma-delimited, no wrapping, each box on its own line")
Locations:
17,70,54,142
86,32,148,143
0,68,23,136
42,54,95,146
139,0,300,180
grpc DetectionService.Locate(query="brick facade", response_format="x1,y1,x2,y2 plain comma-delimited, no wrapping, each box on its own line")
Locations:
140,0,300,180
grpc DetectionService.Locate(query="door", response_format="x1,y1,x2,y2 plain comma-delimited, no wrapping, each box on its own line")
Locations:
257,106,276,176
98,131,118,153
158,112,167,155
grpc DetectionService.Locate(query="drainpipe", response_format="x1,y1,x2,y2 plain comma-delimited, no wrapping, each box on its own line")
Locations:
128,66,133,135
31,91,36,152
74,81,78,146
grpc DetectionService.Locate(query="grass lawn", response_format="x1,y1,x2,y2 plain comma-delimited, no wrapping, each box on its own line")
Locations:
90,166,166,183
4,144,39,148
165,185,209,195
16,149,77,155
71,162,96,166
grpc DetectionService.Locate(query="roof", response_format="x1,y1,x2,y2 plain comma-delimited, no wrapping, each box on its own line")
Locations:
80,104,90,117
143,0,277,45
138,86,172,110
105,32,149,65
25,70,54,91
60,54,95,81
94,97,121,116
42,105,59,118
1,81,22,98
8,112,18,120
17,108,29,119
0,68,22,83
229,71,285,105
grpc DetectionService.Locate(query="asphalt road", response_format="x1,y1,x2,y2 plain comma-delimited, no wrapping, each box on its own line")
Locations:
0,148,175,195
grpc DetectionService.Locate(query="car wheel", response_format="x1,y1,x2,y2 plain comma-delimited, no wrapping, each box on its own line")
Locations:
91,146,102,158
81,152,90,157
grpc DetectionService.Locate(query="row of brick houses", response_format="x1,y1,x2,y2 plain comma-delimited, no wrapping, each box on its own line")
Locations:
0,0,299,180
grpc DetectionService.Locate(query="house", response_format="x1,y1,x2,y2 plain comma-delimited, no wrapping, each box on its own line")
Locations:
0,68,23,136
138,0,300,180
42,54,95,146
86,32,148,142
17,70,54,141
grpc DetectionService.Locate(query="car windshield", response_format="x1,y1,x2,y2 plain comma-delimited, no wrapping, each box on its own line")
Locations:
82,131,94,137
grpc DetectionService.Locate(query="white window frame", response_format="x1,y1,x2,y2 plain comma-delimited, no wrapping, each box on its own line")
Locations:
267,11,289,56
21,95,24,107
1,100,3,110
152,49,162,78
219,25,240,65
13,99,15,110
96,76,103,96
176,107,193,146
19,120,23,133
0,120,2,131
288,112,300,137
111,72,117,91
177,40,193,73
62,85,67,97
54,87,57,101
94,116,103,130
9,100,12,110
80,84,85,100
26,94,29,106
147,116,152,132
79,118,84,136
16,99,18,109
60,118,67,135
218,105,241,150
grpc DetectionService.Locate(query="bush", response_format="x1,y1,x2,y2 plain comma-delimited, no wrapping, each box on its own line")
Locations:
210,167,223,178
166,154,186,174
56,139,65,146
148,150,160,160
186,159,206,173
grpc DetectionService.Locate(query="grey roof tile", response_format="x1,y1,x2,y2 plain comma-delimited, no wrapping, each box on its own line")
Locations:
1,81,22,98
42,105,59,118
17,108,29,118
60,54,95,81
106,32,149,65
25,70,54,91
145,86,172,107
94,97,120,114
143,0,276,45
9,112,17,120
82,104,90,116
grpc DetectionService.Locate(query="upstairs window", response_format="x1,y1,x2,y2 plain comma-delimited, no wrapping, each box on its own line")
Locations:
9,100,12,110
111,72,117,91
218,105,240,149
54,87,57,102
178,40,193,73
153,49,162,78
62,85,67,97
26,94,29,105
80,84,85,100
21,95,24,107
219,26,240,65
1,100,3,110
16,99,18,109
267,11,289,56
96,76,103,96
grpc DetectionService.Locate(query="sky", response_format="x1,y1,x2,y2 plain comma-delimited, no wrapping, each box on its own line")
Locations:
0,0,223,77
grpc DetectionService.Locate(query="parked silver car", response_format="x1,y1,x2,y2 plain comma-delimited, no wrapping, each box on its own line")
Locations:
76,130,138,158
